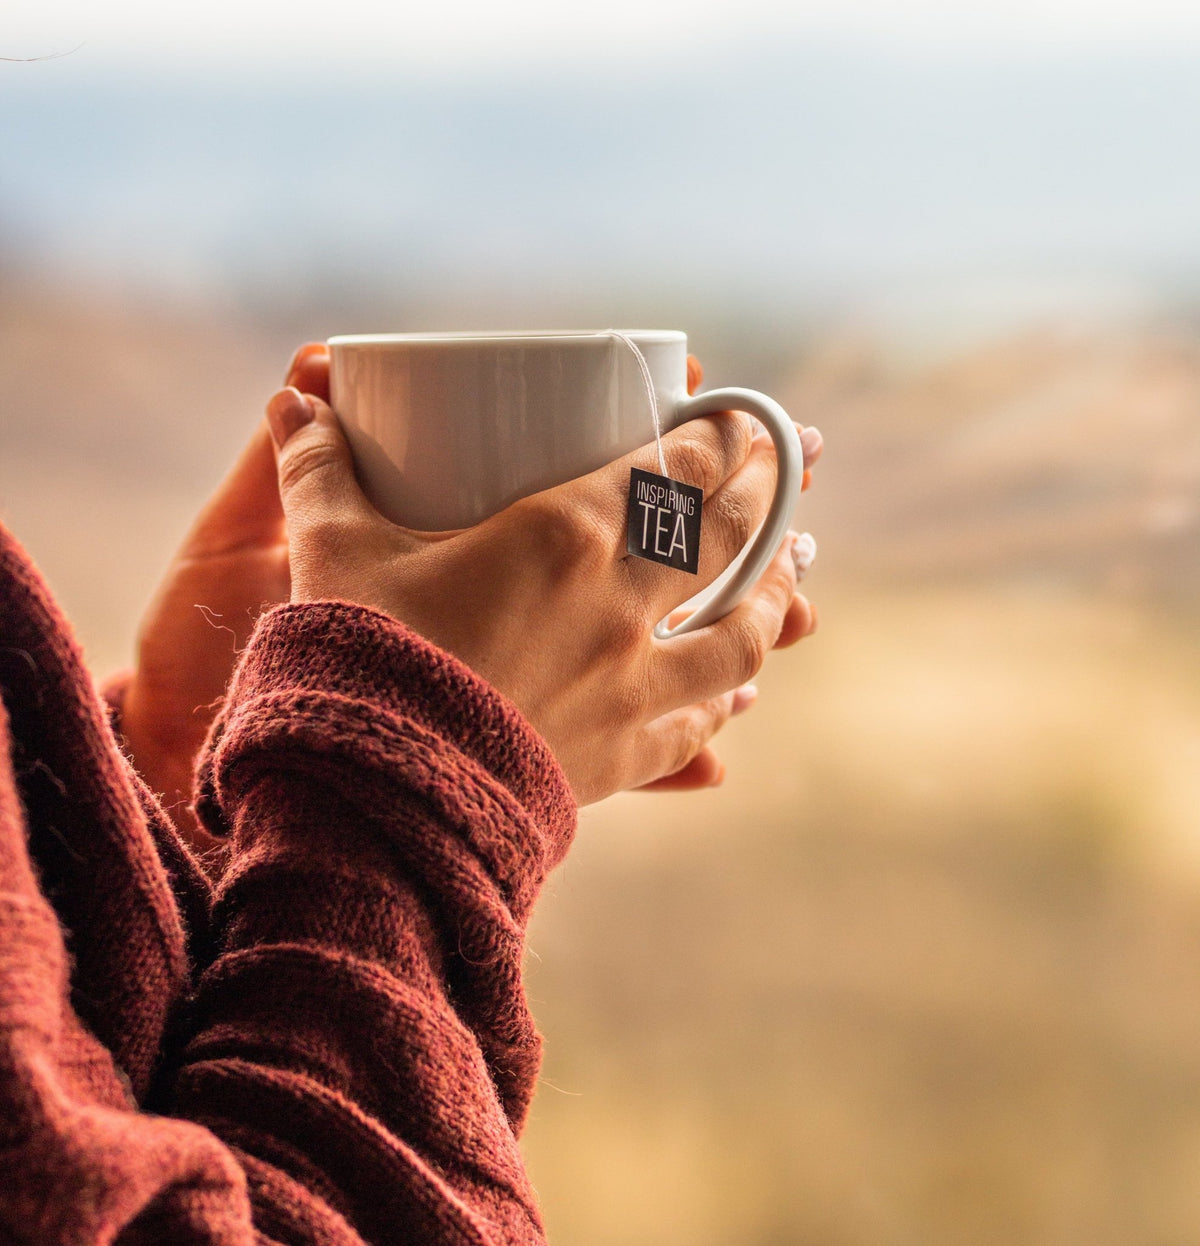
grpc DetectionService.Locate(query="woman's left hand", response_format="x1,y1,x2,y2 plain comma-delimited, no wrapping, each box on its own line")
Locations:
120,347,325,838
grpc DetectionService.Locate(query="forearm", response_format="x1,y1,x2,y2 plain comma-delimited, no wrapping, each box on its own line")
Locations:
167,603,576,1240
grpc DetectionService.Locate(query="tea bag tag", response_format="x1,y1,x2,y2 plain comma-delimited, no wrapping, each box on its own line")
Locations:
607,330,703,575
626,467,702,574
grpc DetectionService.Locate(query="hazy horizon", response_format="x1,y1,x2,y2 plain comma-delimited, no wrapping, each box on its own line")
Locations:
4,41,1200,342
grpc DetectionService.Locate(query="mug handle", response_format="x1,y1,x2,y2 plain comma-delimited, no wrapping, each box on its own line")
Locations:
654,387,804,640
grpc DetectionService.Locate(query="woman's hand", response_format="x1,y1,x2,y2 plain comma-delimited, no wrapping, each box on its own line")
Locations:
266,346,822,806
119,348,327,835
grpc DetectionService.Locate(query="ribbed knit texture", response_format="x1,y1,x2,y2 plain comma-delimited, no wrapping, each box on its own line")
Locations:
0,521,576,1244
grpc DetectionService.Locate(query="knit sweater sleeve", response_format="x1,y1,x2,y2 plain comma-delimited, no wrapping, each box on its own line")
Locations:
169,602,577,1244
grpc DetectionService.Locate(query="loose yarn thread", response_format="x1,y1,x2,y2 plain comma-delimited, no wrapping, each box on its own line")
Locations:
605,330,669,478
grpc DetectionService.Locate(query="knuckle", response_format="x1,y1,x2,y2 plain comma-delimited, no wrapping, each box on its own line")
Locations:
516,493,610,570
775,556,800,601
665,434,722,495
721,408,757,459
729,613,770,684
277,435,341,497
708,489,758,553
667,412,754,494
713,408,755,467
668,711,708,775
764,548,800,606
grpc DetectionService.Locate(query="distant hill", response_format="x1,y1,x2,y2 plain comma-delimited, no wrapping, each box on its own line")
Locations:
788,327,1200,605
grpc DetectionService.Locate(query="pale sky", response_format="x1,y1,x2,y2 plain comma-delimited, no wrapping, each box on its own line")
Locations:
11,0,1200,73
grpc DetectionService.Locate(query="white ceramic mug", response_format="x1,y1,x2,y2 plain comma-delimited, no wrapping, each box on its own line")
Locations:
327,330,803,638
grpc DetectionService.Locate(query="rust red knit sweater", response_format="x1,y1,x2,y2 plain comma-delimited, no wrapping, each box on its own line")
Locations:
0,521,576,1244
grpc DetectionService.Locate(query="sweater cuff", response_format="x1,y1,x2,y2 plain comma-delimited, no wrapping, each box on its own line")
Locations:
195,602,576,922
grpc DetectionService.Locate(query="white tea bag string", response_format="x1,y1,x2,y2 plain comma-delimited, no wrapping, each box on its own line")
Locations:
606,330,669,478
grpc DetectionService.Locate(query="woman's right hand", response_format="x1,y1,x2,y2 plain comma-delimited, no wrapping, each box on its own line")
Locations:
265,357,819,806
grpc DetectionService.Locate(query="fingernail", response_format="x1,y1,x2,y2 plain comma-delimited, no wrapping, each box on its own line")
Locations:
791,532,817,579
284,342,326,383
266,387,315,448
731,684,758,715
800,426,823,462
710,762,727,787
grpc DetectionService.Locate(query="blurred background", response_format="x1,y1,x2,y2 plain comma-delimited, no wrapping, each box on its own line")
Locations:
4,2,1200,1242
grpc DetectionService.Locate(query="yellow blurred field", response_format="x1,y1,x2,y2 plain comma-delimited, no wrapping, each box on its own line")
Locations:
525,584,1200,1245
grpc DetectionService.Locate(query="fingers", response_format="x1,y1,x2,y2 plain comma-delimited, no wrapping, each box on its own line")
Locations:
606,405,759,612
799,425,823,471
661,532,817,649
690,424,819,585
628,691,735,790
747,419,819,491
640,406,758,502
750,421,820,467
793,531,817,575
178,420,284,558
688,433,781,585
681,353,818,474
632,528,817,789
762,531,818,648
653,532,800,712
774,593,818,649
626,423,780,615
629,676,760,789
619,407,820,610
285,341,331,403
265,387,376,544
638,745,724,791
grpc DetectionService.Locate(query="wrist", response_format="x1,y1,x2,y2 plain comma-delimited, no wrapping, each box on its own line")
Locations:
196,601,577,906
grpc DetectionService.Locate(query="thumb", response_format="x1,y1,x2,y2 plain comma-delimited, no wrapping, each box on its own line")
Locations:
179,420,283,558
265,387,372,533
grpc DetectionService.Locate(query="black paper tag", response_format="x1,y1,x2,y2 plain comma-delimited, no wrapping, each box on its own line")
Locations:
626,467,703,574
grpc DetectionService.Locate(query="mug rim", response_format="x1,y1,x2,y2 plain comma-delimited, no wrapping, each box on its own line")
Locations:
327,329,686,348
